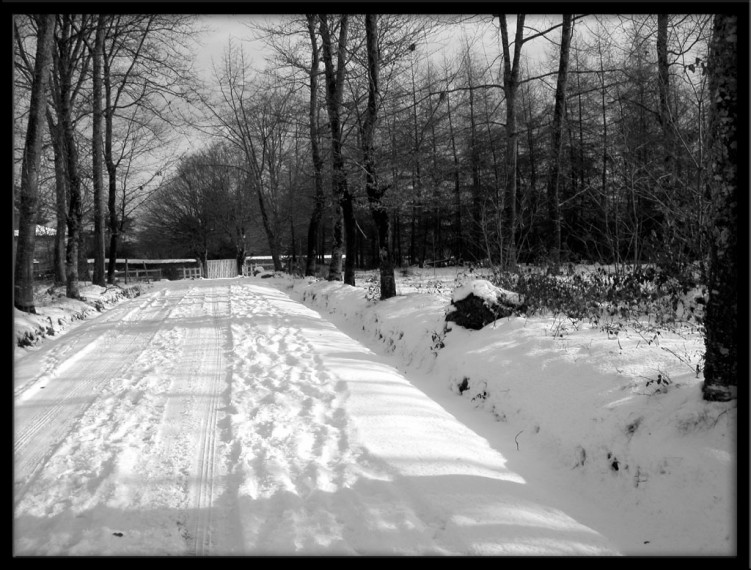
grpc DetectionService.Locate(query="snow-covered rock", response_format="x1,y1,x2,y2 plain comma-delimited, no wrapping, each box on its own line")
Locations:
451,279,520,305
446,279,524,330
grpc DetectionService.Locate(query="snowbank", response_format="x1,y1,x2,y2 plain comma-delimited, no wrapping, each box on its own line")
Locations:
14,283,143,351
276,273,736,555
292,279,447,371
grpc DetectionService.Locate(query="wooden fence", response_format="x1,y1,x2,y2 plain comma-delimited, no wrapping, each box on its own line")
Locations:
181,266,202,279
206,259,237,279
116,268,162,283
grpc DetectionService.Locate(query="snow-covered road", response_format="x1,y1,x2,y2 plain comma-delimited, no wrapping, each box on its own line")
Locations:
14,279,621,556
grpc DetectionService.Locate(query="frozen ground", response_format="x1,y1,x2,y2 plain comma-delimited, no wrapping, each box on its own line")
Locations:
13,271,738,556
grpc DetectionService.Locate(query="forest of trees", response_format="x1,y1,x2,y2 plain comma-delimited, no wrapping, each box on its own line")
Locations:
13,12,743,400
147,14,724,279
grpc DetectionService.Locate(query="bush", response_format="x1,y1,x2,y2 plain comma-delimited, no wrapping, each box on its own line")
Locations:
488,265,704,332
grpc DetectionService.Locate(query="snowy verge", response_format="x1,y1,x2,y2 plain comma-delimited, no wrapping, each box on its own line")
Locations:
290,277,448,372
14,283,143,351
274,274,736,555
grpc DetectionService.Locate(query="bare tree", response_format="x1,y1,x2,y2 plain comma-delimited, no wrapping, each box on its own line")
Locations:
319,14,356,285
546,14,573,269
14,14,55,312
304,14,326,277
53,14,94,299
498,14,526,268
198,40,298,272
102,14,196,283
360,14,396,299
91,15,106,285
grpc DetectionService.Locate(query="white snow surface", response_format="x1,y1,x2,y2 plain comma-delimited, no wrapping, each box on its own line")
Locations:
13,271,737,556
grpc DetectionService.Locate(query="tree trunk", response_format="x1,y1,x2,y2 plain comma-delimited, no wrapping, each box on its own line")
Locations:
106,161,119,283
390,113,402,267
499,14,525,269
55,15,84,300
445,91,463,261
14,14,55,313
200,249,208,279
522,84,540,257
361,14,396,299
92,15,106,286
304,15,325,277
657,14,674,176
598,40,614,263
504,93,518,269
329,205,344,281
466,53,482,263
46,108,68,285
702,14,738,402
78,231,90,282
256,184,282,272
409,58,424,266
105,68,119,284
343,194,357,285
236,243,246,276
409,202,417,266
546,14,572,269
319,14,352,284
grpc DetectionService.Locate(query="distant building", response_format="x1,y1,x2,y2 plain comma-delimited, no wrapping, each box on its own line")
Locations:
13,225,56,277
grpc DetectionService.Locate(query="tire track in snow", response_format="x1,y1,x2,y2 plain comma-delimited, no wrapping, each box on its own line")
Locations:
188,285,230,555
13,288,185,506
13,288,167,399
14,283,235,555
126,283,230,555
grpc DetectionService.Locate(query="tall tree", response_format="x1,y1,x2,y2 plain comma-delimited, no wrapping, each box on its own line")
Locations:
361,14,396,299
14,14,55,313
103,15,149,283
91,15,106,286
656,14,674,176
498,14,526,269
546,14,573,268
319,14,356,285
55,14,93,299
702,13,739,402
304,14,326,277
102,15,195,282
203,43,292,272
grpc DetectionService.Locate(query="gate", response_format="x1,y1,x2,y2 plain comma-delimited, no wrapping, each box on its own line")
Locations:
206,259,238,279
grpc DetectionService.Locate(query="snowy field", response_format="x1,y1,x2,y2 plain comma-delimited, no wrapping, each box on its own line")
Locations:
13,269,737,556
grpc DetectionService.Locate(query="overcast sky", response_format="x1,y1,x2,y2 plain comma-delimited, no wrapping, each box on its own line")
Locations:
195,14,275,77
191,13,561,80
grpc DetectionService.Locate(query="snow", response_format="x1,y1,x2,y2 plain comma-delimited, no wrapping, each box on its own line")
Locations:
13,269,737,556
14,283,143,354
451,278,521,306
